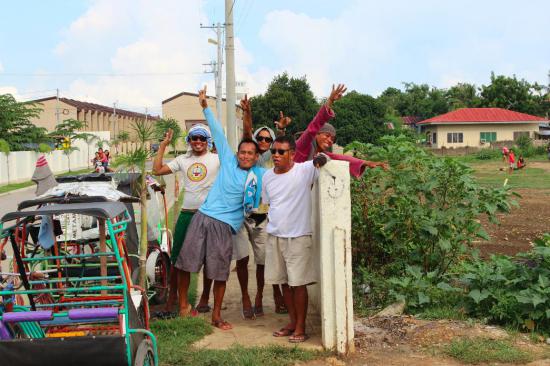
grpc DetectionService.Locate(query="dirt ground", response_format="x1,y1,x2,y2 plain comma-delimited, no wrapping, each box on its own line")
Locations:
305,316,550,366
477,187,550,257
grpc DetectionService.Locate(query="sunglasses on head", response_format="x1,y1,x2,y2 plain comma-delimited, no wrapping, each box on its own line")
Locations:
190,135,207,142
256,136,273,143
270,148,290,155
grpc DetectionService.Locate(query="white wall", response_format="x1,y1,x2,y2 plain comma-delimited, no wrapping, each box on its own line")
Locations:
0,131,110,185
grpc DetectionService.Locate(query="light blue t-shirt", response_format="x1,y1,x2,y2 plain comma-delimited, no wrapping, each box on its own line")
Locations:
199,107,264,233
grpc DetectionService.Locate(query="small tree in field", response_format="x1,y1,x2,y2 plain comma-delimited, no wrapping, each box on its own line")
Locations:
51,119,87,172
0,139,11,184
112,119,154,288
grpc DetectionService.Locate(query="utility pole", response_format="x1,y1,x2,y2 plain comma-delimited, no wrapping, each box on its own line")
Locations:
225,0,237,150
201,22,224,125
113,102,117,138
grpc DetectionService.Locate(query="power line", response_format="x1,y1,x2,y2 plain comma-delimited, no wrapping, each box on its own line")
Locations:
1,71,203,77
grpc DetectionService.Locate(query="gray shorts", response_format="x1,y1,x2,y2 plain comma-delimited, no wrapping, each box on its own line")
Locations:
232,214,267,265
174,211,233,281
265,234,317,287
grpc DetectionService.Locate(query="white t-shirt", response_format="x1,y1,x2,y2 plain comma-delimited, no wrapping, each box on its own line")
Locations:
261,161,319,238
167,152,220,210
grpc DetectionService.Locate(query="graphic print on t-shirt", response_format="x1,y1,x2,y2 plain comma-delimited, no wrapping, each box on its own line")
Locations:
187,162,208,182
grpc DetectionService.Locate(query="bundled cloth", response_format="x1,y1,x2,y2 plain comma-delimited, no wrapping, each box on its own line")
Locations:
40,181,132,201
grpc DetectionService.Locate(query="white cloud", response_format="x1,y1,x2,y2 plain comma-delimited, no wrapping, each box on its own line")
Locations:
254,0,550,96
55,0,220,112
0,61,3,73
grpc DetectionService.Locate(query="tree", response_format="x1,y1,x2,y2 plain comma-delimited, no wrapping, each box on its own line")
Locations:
479,73,548,116
330,91,388,145
153,118,183,227
0,94,49,151
50,119,88,172
80,133,99,168
113,120,154,289
0,139,10,184
447,83,481,110
250,73,319,136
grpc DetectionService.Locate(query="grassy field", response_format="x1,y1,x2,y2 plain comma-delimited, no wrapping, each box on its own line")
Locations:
466,159,550,189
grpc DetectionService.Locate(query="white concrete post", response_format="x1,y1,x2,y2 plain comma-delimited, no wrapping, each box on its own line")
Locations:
312,160,355,354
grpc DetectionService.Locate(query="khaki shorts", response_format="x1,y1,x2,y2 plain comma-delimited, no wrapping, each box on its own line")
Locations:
265,234,317,287
232,215,267,265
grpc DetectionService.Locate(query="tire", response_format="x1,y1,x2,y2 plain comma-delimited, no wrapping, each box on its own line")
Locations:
151,253,170,305
134,339,155,366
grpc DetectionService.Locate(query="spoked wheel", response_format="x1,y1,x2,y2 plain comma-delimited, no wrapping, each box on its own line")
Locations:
134,339,155,366
151,254,169,305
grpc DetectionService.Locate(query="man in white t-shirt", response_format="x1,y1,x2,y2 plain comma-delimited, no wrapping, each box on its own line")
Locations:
262,135,328,343
153,124,220,317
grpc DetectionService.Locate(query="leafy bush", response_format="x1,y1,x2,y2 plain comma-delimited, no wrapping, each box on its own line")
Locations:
475,148,501,160
458,234,550,332
347,135,515,278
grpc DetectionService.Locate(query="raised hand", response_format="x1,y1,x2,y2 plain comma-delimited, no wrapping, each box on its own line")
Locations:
326,83,347,109
274,111,292,131
198,85,208,109
161,128,173,147
240,94,251,114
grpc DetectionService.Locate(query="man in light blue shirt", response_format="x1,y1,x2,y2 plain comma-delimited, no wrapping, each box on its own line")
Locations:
174,86,264,330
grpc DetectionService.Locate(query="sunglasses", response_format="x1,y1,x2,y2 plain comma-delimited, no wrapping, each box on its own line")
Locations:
256,136,273,143
190,135,207,142
270,148,290,155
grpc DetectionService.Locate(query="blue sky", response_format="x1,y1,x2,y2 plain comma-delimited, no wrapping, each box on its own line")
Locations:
1,0,549,116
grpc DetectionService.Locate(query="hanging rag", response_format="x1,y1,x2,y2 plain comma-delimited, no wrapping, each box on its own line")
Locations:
38,215,56,249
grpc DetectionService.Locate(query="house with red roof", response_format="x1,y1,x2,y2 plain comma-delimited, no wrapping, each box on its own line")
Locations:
417,108,548,148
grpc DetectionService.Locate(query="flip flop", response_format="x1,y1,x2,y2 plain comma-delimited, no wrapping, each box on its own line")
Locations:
289,333,310,343
179,304,199,318
242,307,256,320
275,304,288,314
153,310,177,320
196,304,211,313
212,319,233,330
273,328,295,337
253,305,264,317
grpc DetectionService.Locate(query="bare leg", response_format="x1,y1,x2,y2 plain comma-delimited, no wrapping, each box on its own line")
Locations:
165,267,179,312
212,280,232,330
282,284,296,330
293,285,308,336
273,284,285,311
255,264,264,309
177,270,191,316
236,256,253,312
196,271,213,308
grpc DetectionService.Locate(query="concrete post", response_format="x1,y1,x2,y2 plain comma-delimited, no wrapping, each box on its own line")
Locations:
311,160,354,355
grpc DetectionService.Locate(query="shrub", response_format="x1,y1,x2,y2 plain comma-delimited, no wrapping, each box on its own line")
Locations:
347,135,515,278
475,148,501,160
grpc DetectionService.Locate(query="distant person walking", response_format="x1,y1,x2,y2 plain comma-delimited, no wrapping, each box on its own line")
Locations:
508,148,516,173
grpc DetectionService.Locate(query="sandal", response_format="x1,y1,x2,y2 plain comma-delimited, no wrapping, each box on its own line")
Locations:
275,304,288,314
253,305,264,317
242,306,256,320
212,319,233,330
273,328,295,337
153,310,177,320
179,304,199,318
196,304,211,313
289,333,310,343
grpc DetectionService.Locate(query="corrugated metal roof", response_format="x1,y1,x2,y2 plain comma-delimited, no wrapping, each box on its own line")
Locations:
401,116,423,125
418,108,547,125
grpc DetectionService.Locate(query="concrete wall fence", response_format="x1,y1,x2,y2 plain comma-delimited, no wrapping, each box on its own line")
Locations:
0,131,110,186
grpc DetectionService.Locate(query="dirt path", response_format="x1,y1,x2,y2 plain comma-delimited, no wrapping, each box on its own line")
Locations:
477,188,550,256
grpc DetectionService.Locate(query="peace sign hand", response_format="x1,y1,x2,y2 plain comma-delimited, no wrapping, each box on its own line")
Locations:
198,85,208,109
275,111,292,131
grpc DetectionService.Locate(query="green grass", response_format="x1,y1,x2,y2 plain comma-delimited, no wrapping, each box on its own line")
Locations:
443,337,533,364
467,160,550,189
151,317,322,366
0,168,94,194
